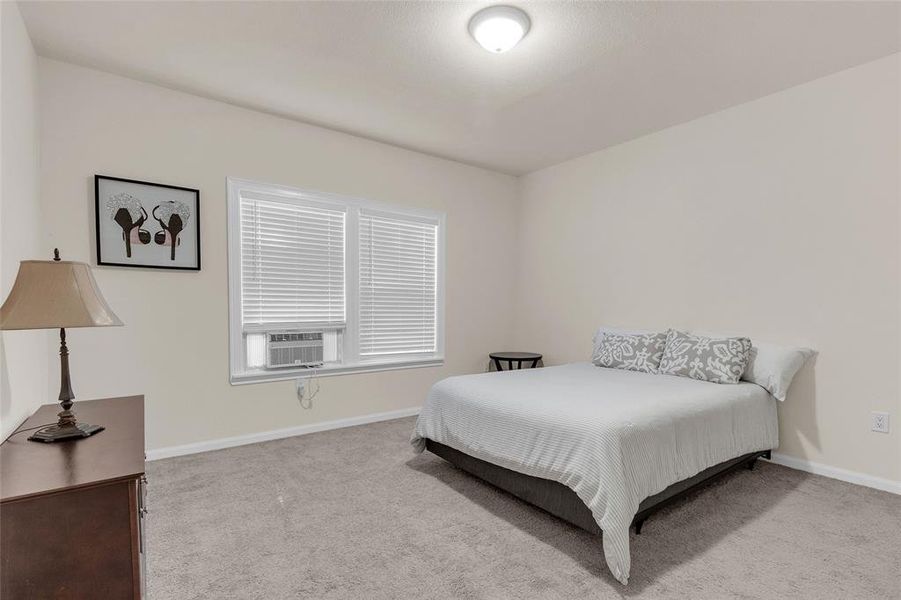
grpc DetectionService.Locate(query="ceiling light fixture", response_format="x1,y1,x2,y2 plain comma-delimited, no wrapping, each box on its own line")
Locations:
468,5,531,54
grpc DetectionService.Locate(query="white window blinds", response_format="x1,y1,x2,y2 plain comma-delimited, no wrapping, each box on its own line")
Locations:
359,211,438,356
240,195,345,328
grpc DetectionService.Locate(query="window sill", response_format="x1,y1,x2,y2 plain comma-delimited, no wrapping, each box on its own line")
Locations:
230,356,445,385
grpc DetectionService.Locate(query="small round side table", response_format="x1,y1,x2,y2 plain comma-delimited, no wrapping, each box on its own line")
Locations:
489,351,542,371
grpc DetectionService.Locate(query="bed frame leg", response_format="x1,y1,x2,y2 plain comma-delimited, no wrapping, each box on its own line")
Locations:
634,519,645,535
747,450,772,470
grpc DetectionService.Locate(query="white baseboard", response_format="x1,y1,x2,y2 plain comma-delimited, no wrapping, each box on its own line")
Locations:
148,414,900,496
765,452,900,495
146,406,421,461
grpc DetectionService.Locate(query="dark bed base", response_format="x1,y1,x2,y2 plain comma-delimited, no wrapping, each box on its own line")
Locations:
425,439,771,535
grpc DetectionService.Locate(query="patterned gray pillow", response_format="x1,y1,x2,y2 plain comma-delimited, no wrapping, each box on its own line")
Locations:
658,330,752,384
592,331,668,374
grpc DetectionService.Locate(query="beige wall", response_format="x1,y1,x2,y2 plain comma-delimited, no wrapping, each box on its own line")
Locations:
514,54,901,483
0,2,48,439
38,59,518,451
29,50,901,483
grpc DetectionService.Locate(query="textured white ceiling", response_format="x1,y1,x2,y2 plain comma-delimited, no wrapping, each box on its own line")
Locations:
20,1,901,175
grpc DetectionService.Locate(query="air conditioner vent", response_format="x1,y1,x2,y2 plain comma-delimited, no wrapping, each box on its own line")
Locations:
266,331,324,369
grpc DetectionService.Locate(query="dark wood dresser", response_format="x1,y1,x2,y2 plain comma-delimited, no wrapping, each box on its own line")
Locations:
1,396,146,599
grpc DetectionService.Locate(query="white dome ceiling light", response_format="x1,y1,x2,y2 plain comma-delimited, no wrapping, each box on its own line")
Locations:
468,5,531,54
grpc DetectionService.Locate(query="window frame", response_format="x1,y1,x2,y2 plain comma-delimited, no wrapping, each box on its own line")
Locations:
227,177,445,385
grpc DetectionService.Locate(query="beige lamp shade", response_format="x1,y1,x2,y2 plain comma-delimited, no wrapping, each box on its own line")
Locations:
0,259,123,330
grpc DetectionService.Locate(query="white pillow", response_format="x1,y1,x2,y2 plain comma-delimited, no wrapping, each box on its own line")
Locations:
741,342,815,401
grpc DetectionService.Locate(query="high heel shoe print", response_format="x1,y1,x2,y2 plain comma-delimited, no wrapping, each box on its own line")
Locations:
106,193,149,258
152,201,191,261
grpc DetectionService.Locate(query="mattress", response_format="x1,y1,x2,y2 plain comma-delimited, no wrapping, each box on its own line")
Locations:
411,362,778,584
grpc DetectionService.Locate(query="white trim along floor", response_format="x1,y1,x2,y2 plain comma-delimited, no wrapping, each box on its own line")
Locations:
147,407,900,495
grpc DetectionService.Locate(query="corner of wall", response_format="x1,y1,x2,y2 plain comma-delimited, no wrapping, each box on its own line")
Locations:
1,0,50,439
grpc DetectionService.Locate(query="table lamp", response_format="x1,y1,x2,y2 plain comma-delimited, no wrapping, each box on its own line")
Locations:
0,249,123,442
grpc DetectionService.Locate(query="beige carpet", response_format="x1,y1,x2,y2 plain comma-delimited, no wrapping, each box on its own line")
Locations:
146,417,900,599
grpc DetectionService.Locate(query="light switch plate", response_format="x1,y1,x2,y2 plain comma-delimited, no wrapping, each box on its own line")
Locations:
871,412,890,434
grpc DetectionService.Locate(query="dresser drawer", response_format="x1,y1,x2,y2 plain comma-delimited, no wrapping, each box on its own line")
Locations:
1,479,141,599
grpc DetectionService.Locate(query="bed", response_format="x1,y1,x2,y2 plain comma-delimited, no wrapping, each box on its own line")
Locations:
411,362,778,584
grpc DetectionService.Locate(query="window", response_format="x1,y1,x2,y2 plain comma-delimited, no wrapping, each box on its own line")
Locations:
359,211,438,357
228,178,444,383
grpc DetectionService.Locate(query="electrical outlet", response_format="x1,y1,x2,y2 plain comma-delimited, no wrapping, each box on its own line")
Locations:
871,412,890,434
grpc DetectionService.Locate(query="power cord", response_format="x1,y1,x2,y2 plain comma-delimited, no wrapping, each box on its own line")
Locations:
8,423,58,438
297,367,320,410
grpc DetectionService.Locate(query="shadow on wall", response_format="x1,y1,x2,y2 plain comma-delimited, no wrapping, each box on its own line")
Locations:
0,336,11,430
777,355,820,457
407,453,803,594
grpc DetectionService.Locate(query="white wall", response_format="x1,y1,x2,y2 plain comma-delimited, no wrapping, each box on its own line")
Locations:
514,54,901,483
38,59,518,451
0,2,48,439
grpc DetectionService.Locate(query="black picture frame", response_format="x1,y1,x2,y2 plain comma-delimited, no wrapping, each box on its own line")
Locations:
94,175,201,271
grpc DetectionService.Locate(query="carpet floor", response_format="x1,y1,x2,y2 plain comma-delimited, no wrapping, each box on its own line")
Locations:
147,417,900,599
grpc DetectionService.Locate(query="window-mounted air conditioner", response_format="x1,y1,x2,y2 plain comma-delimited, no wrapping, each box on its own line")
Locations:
265,331,324,369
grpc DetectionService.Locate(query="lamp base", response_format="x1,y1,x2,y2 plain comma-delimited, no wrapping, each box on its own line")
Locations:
28,422,105,443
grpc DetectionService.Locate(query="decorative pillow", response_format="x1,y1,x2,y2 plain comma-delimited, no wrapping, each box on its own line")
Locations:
659,330,752,384
592,331,668,374
742,342,815,401
591,326,654,359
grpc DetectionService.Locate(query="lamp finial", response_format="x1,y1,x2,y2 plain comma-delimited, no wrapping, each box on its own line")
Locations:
53,248,60,261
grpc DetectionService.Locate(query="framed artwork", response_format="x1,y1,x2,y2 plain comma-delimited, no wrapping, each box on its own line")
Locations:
95,175,201,270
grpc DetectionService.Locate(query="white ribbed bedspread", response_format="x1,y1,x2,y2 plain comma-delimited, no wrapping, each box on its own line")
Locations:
411,362,778,584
